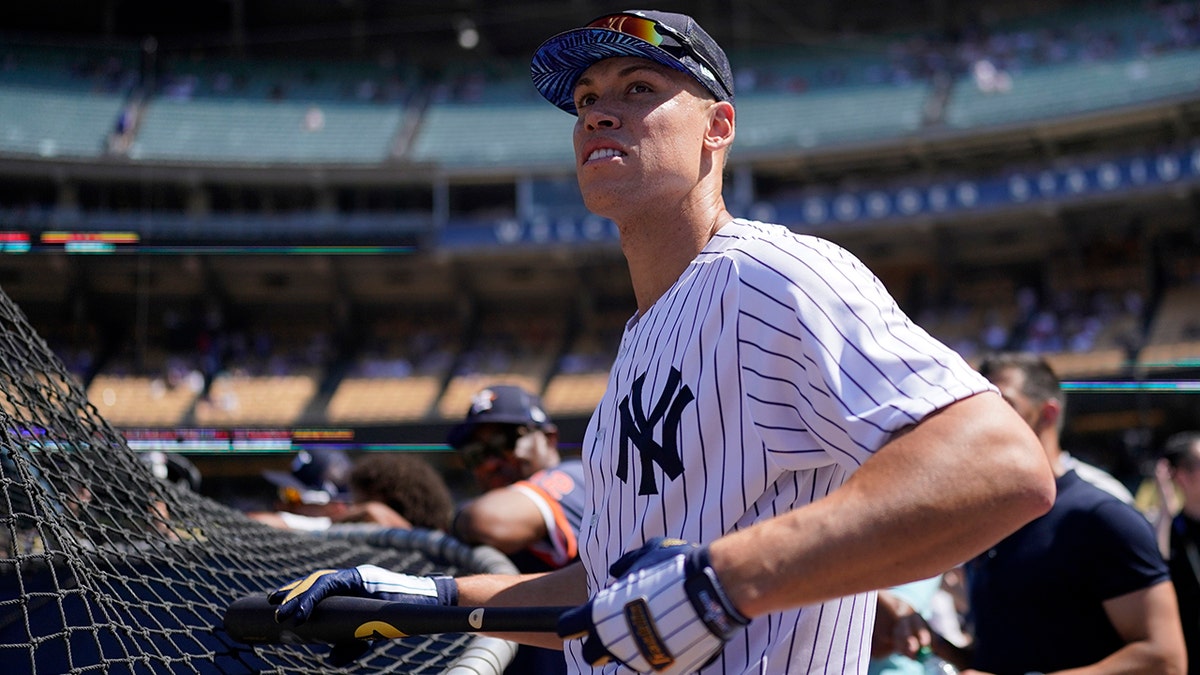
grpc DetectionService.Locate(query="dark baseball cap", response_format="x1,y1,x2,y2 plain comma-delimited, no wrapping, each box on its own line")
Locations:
447,385,552,449
531,9,735,115
263,448,352,505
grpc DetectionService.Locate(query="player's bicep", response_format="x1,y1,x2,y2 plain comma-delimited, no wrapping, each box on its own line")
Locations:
1103,580,1180,647
455,490,546,554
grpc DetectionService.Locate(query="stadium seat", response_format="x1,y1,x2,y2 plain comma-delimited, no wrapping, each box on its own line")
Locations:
407,102,575,168
130,99,405,164
326,375,441,423
86,375,200,427
192,373,317,426
0,85,126,159
542,372,609,417
944,51,1200,129
1138,285,1200,368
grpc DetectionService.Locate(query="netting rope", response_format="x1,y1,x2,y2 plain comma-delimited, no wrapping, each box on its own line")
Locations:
0,286,516,674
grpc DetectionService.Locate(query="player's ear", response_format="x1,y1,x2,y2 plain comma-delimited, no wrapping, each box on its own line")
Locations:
1038,397,1061,431
703,100,734,152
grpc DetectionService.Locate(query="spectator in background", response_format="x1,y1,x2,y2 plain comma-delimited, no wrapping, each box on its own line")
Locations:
1156,430,1200,673
889,352,1185,673
249,448,455,533
446,384,585,675
446,384,585,572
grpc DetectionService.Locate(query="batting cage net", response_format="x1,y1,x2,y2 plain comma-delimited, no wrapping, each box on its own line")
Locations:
0,287,519,674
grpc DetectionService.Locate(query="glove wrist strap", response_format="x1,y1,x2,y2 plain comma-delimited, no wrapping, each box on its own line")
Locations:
430,575,459,606
684,547,749,640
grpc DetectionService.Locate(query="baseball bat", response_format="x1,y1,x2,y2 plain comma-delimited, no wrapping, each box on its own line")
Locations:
224,595,572,645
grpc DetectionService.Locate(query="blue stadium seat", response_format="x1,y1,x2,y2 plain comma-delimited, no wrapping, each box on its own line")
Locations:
0,85,125,159
408,102,575,168
129,98,405,164
944,51,1200,129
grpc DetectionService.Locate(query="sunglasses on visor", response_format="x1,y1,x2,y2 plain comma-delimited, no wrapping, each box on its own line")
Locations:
586,13,731,99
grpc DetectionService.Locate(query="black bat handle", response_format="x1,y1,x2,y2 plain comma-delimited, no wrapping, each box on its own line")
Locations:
224,595,571,645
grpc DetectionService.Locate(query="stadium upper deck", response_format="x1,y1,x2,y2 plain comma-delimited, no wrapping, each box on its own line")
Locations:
0,1,1197,457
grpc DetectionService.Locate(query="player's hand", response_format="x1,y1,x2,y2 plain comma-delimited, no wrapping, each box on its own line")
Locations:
269,565,458,625
873,590,931,659
557,537,749,674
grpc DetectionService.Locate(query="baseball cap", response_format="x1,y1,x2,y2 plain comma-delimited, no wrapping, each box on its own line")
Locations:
446,385,552,449
140,451,202,492
263,448,352,505
531,9,735,115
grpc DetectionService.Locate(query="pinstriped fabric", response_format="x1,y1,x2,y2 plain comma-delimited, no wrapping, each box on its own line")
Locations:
567,219,991,674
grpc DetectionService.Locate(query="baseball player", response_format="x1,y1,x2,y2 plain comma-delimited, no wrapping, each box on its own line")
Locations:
447,384,585,574
269,10,1055,673
447,384,586,675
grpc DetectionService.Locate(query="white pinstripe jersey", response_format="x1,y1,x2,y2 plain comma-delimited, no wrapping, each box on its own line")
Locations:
565,219,993,675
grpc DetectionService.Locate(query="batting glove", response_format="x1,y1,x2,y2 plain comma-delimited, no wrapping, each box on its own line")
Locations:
269,565,458,625
557,537,749,674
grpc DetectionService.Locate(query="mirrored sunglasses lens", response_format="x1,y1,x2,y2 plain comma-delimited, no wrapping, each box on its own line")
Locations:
588,15,665,47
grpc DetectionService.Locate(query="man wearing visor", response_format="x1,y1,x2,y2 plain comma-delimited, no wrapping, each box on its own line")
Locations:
269,11,1055,673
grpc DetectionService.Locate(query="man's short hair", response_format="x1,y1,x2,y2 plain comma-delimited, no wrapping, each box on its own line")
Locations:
977,351,1063,409
1162,431,1200,470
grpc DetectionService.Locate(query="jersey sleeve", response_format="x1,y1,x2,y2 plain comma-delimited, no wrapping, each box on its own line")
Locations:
509,462,585,568
1083,499,1171,601
734,235,993,469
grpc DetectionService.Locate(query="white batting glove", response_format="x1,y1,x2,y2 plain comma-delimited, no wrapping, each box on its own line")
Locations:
557,538,749,674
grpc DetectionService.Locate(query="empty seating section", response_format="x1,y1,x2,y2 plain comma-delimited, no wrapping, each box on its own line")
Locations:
408,102,575,167
944,51,1200,129
87,375,200,427
130,98,404,163
326,375,441,424
733,84,928,152
192,372,318,426
1138,285,1200,367
5,0,1200,167
0,86,125,158
542,372,610,417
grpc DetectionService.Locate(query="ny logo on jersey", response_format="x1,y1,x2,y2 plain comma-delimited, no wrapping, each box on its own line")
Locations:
617,367,694,495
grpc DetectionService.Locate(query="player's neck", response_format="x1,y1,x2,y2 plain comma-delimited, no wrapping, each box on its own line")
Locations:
620,204,732,315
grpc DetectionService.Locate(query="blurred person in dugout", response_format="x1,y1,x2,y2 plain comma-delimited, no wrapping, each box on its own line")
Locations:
1155,430,1200,673
445,384,585,572
877,351,1186,674
248,448,453,532
446,384,586,675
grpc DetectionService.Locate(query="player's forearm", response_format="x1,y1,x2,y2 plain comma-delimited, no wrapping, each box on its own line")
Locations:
710,392,1055,618
454,563,587,649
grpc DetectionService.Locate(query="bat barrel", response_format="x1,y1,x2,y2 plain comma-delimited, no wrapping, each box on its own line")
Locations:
224,595,569,645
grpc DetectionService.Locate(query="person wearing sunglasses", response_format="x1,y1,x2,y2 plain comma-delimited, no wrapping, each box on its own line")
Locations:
446,385,585,675
269,11,1055,674
446,384,585,574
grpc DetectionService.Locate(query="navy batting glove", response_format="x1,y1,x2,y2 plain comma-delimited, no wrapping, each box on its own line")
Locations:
269,565,458,626
557,537,749,674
